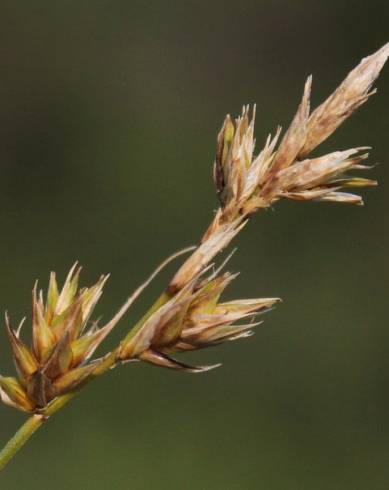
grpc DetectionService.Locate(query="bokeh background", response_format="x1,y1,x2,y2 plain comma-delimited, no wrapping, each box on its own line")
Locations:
0,1,388,489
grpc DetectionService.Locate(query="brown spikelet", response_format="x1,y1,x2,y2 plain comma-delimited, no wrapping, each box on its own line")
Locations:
0,266,118,412
120,267,279,372
207,43,388,218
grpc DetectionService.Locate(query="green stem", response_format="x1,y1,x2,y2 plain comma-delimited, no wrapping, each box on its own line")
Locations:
0,414,45,471
0,290,172,471
0,353,120,471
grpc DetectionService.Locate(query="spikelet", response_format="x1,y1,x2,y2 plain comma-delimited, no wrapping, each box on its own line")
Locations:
213,43,389,217
118,268,279,372
0,265,115,412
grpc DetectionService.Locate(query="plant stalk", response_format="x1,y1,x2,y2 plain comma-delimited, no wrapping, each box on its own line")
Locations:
0,414,44,471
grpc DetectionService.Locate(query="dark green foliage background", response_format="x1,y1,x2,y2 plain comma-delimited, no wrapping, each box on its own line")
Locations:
0,1,388,488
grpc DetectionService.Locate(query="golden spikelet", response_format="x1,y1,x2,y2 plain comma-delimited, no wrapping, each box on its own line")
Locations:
0,265,113,412
118,268,279,372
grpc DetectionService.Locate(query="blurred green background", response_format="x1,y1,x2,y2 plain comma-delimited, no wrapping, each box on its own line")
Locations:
0,1,388,488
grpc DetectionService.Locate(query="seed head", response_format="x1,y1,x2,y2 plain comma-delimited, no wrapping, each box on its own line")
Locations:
1,44,387,411
213,43,389,217
0,264,115,412
118,268,279,372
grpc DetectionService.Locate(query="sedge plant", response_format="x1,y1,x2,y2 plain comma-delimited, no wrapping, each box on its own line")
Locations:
0,43,388,471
